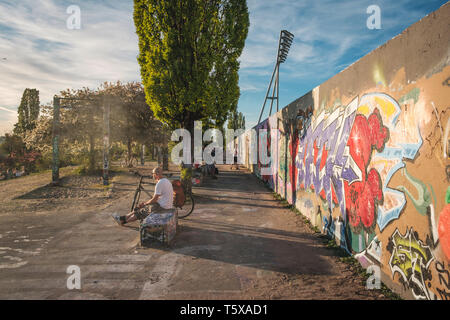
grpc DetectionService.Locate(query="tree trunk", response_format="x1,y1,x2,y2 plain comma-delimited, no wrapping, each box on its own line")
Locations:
181,115,194,194
141,144,145,165
157,146,162,166
162,147,169,170
127,138,132,167
88,134,95,174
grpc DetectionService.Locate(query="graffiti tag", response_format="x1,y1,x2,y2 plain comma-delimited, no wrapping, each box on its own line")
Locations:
435,261,450,300
387,228,434,300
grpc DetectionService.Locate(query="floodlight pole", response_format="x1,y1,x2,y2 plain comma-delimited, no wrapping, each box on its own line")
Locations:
257,30,294,125
257,63,278,125
269,30,283,116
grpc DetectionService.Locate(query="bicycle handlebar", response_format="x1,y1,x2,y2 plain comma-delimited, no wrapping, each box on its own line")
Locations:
133,171,152,179
133,170,173,179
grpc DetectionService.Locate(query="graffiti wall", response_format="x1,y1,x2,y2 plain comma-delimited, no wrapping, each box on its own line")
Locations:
241,3,450,299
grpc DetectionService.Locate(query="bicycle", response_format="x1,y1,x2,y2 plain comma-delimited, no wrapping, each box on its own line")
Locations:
131,171,195,219
121,156,138,168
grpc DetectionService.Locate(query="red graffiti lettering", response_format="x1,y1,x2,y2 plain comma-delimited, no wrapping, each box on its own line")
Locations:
344,108,389,230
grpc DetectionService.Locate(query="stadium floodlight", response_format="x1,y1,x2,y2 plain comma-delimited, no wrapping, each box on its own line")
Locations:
278,30,293,63
278,30,294,64
257,30,294,124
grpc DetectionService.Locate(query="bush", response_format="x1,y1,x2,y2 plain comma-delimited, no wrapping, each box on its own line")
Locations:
0,133,41,174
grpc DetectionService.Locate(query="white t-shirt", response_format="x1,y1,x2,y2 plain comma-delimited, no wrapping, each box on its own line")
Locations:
155,178,173,209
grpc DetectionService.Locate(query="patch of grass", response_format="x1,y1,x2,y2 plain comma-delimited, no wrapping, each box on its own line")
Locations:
326,239,340,249
28,168,52,176
380,283,403,300
73,166,103,176
332,240,402,300
90,183,112,190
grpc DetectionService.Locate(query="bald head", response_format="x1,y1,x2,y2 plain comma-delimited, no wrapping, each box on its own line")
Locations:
152,166,163,178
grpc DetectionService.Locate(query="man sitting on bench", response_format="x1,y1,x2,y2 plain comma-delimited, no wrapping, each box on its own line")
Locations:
113,167,173,225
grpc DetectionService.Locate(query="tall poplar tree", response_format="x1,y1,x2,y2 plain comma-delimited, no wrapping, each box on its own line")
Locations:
227,109,245,130
14,88,40,136
134,0,249,158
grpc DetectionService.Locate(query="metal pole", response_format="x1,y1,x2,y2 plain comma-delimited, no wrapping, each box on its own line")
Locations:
269,63,279,116
102,96,110,186
277,61,280,112
52,96,60,185
257,64,277,125
276,30,282,114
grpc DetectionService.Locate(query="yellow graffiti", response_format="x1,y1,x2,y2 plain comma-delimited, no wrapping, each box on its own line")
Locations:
358,104,370,115
391,234,433,275
389,228,435,300
375,96,396,119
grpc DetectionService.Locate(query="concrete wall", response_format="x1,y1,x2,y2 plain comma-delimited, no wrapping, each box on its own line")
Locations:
241,3,450,300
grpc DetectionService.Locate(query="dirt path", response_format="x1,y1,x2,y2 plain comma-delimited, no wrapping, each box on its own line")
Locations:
0,163,387,299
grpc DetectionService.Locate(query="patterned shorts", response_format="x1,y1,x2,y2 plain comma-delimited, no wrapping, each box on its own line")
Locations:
134,203,163,220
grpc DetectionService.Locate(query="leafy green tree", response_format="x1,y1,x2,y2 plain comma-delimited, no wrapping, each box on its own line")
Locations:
227,109,245,130
101,81,170,167
25,82,170,172
58,87,103,173
238,112,245,130
0,133,25,169
134,0,249,155
23,104,73,171
23,104,53,154
13,88,40,136
0,133,40,174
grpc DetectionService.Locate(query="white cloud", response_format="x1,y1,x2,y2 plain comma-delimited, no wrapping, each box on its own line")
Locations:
0,0,444,134
0,106,16,114
0,0,140,114
0,109,17,136
240,83,261,92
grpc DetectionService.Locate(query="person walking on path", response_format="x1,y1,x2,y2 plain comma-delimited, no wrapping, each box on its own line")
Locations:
231,148,239,170
112,167,173,225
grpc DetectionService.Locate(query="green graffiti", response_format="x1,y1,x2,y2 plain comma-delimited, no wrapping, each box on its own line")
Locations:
399,88,420,105
396,167,431,215
446,186,450,204
279,136,286,182
286,137,291,185
388,228,434,300
321,199,329,211
367,232,376,246
350,229,365,253
430,183,437,208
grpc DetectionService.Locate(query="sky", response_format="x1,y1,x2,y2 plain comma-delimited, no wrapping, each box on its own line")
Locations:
0,0,448,135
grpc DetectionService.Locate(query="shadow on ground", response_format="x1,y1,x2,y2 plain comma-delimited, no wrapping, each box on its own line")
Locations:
139,221,339,276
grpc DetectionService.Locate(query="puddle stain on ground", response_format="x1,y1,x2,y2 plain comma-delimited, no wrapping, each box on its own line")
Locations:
139,245,222,299
0,236,54,269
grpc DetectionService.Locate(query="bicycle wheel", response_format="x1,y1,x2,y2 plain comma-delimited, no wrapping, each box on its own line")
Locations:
177,193,195,219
